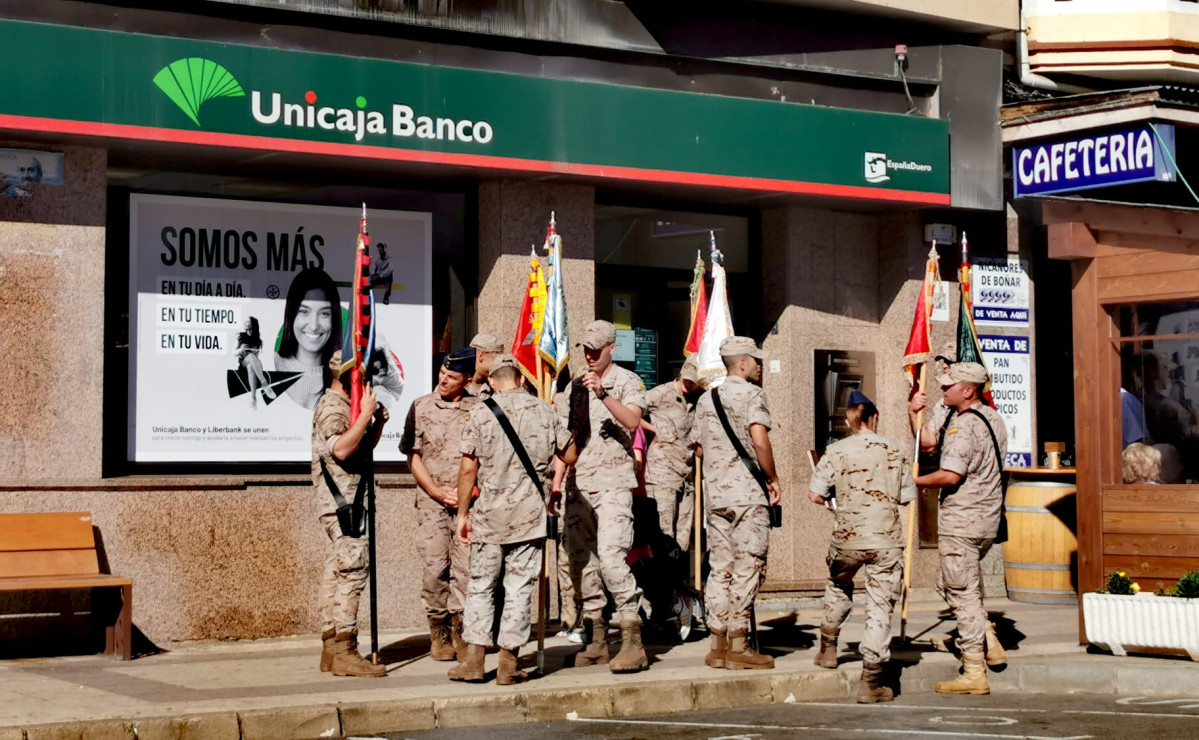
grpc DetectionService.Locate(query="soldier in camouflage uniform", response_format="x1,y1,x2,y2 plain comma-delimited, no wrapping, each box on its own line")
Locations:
448,355,571,684
690,336,781,670
468,332,504,400
313,350,388,678
809,390,916,703
911,362,1008,695
559,320,650,673
400,347,480,661
641,356,701,629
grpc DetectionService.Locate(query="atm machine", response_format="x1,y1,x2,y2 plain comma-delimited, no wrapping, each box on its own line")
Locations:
814,349,876,453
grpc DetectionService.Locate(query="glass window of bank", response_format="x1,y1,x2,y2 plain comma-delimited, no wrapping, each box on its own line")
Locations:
594,205,754,387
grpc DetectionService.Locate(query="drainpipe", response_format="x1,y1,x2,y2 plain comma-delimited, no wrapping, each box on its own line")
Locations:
1018,4,1090,94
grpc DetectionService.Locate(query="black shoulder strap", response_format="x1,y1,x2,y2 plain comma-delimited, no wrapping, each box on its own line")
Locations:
483,397,545,498
711,387,769,495
320,459,367,536
963,408,1005,475
936,407,958,453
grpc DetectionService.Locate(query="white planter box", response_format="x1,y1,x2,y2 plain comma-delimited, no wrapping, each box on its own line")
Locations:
1083,592,1199,661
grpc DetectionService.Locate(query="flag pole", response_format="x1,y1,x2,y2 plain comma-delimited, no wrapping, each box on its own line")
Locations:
693,459,703,593
901,241,937,641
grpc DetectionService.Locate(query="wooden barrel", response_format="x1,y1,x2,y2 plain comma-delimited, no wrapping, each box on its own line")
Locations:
1004,477,1078,604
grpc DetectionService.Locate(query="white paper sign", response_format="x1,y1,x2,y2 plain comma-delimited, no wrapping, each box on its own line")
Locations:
973,257,1030,327
979,334,1033,468
931,281,950,323
128,194,432,463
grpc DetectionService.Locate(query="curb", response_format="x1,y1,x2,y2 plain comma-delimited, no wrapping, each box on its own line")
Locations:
9,656,1199,739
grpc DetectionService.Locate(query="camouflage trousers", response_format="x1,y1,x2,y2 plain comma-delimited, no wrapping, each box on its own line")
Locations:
705,505,770,634
646,474,696,551
318,513,369,635
462,540,542,650
566,488,642,618
555,521,581,628
820,545,903,663
936,535,994,654
416,506,469,618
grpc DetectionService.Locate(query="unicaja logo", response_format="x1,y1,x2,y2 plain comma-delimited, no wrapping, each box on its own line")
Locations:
153,58,246,127
864,151,890,183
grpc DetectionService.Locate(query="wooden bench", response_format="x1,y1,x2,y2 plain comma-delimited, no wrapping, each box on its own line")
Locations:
0,512,132,660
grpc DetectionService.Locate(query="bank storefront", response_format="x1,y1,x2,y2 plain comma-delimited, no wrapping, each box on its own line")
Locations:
0,13,992,648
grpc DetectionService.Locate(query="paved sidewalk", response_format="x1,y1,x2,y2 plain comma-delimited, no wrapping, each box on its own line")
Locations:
2,598,1197,739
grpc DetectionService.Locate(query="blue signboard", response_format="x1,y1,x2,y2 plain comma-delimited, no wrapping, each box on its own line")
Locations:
1012,123,1176,198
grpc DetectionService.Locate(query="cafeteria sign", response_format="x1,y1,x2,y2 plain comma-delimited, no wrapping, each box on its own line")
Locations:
1013,123,1176,198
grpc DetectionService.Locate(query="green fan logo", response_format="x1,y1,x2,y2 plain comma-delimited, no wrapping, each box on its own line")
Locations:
153,58,245,127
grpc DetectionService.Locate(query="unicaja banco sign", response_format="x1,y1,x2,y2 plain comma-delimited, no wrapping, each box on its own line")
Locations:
2,20,950,204
155,57,494,145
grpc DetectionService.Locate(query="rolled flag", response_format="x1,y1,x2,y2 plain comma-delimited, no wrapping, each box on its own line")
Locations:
954,232,995,407
537,212,570,376
902,243,940,388
684,250,707,357
695,231,733,386
512,248,547,385
343,203,374,423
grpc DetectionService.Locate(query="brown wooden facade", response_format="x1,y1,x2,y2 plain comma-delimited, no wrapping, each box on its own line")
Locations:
1045,199,1199,631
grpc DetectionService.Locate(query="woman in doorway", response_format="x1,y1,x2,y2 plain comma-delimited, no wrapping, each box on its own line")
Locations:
275,268,343,410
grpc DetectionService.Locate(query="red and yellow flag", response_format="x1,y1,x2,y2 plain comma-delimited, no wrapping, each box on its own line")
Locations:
684,250,708,357
511,250,547,385
902,244,940,388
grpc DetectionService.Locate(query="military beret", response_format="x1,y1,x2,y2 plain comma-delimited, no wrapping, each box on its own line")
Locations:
443,347,477,375
847,389,873,407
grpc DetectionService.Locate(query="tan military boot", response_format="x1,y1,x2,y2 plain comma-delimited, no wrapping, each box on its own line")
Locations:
447,643,487,682
428,615,457,662
319,628,337,672
574,617,610,667
725,629,774,670
330,632,387,678
936,651,989,695
609,614,649,674
497,647,528,685
813,628,839,669
705,628,727,669
857,661,895,703
984,622,1007,667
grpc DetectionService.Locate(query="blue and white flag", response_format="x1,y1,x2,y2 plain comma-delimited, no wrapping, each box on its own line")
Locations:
538,212,570,375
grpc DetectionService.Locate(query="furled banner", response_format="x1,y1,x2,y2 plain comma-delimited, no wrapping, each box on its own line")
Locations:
128,194,432,463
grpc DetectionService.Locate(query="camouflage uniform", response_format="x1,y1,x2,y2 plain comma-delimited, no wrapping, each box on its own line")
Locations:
459,388,570,649
313,389,370,636
644,381,696,548
559,366,647,619
929,401,1007,654
400,392,480,619
809,430,917,663
690,375,773,634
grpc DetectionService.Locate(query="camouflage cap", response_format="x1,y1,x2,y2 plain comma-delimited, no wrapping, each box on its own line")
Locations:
489,353,520,373
329,349,345,379
470,332,505,354
936,361,989,387
577,320,617,350
680,355,700,382
719,336,764,360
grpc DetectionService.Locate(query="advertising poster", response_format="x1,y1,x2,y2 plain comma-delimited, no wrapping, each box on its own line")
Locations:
979,334,1033,468
128,194,431,463
973,256,1030,328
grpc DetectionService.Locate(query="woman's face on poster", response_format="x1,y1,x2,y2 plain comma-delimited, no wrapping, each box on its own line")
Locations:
294,288,333,359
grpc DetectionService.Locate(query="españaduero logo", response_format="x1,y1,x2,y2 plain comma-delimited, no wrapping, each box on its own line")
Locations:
864,151,932,184
153,58,495,146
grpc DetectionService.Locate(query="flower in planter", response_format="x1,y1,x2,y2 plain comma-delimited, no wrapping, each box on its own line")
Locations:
1099,571,1141,595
